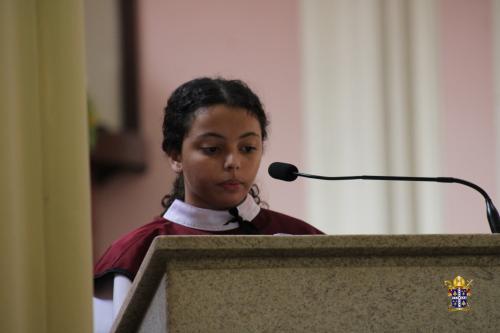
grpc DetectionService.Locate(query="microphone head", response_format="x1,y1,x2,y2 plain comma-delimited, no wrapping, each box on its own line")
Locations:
268,162,299,181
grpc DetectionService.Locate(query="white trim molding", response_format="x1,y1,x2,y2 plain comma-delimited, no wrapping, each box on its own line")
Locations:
494,0,500,208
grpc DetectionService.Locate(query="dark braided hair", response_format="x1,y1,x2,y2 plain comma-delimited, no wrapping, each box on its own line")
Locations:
161,77,269,210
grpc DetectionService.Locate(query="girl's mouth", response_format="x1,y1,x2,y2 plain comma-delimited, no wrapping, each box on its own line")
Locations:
219,180,243,191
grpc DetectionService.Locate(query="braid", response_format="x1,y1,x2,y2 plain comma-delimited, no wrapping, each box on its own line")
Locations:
249,184,268,208
161,175,185,210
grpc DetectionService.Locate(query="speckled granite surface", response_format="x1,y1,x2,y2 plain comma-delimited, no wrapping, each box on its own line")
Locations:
112,235,500,332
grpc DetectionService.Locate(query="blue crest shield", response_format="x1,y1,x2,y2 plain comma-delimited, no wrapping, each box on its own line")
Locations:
450,288,468,310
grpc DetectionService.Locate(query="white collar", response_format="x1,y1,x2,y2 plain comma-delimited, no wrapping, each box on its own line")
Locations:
163,195,261,231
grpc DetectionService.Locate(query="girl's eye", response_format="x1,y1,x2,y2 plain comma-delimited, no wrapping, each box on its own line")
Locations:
241,146,257,153
201,147,218,154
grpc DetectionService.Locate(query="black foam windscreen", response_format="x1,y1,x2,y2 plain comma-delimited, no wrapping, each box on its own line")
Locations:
268,162,299,182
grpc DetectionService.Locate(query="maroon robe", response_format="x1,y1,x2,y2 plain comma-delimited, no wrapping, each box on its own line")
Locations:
94,208,323,283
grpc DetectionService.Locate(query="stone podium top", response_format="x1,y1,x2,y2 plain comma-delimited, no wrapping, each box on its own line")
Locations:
151,233,500,254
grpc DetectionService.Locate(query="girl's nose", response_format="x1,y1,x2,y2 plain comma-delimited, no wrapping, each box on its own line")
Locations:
224,153,241,170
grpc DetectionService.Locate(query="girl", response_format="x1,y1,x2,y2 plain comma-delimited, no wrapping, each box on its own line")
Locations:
93,77,323,332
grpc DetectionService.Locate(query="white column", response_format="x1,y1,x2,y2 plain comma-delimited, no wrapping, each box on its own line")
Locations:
408,0,443,233
301,0,442,234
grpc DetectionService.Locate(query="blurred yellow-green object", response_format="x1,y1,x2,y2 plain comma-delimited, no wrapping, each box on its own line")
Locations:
87,96,98,151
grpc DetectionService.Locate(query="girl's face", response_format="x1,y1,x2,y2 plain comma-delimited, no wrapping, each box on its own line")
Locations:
170,104,263,210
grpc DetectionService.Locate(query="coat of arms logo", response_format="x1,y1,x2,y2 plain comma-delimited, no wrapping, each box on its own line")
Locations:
444,276,472,311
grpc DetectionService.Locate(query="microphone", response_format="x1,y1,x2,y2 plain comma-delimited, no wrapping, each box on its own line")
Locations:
268,162,500,234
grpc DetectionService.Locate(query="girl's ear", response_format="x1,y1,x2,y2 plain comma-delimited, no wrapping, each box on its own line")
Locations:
169,152,183,173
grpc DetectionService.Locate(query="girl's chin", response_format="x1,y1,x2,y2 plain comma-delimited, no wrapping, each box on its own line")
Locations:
214,194,248,210
186,190,249,210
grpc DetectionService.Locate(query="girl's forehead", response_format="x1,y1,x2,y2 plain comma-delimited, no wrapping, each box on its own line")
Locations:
188,105,262,137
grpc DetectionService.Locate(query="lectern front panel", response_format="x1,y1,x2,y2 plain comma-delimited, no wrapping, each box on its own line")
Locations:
112,235,500,332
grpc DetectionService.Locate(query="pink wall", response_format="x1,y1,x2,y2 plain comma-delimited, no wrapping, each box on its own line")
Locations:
92,0,303,260
92,0,500,260
439,0,497,233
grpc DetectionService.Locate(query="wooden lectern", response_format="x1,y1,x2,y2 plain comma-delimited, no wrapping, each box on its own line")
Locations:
111,235,500,332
